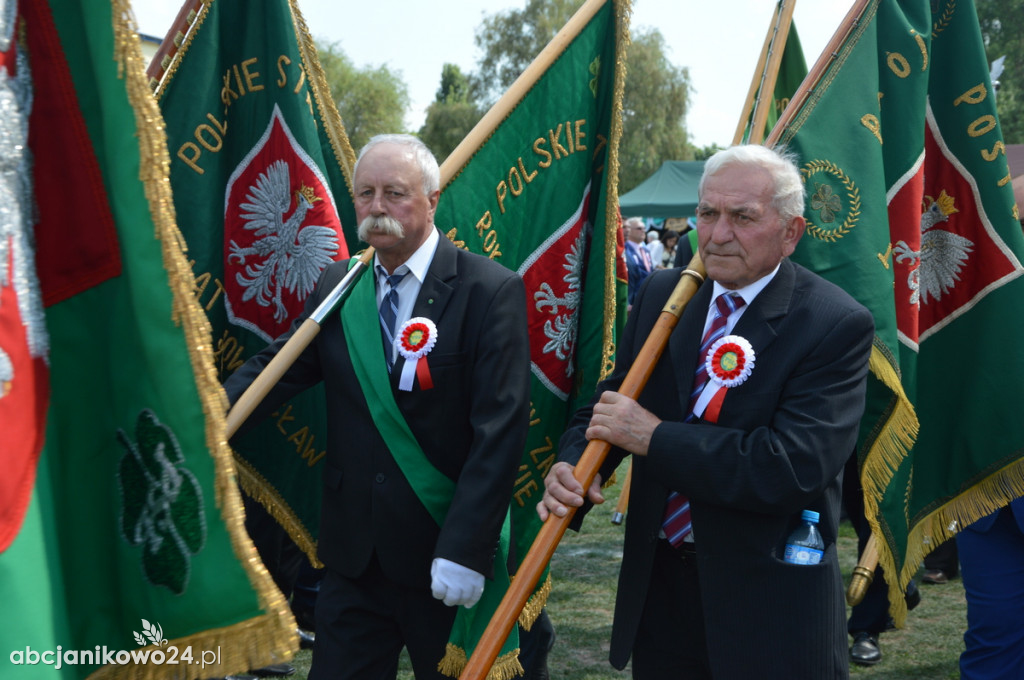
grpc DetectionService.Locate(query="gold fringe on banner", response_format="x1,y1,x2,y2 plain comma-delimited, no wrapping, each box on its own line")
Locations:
517,574,552,631
236,458,323,568
885,451,1024,627
438,644,524,680
854,341,919,627
287,0,358,185
598,0,631,382
150,0,209,102
94,3,298,678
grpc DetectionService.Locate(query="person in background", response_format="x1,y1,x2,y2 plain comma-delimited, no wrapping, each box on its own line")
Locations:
957,496,1024,679
540,145,874,679
225,134,531,680
646,227,665,268
674,217,698,268
623,216,653,308
655,230,680,270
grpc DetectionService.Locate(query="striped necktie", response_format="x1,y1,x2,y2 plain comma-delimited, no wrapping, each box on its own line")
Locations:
378,265,407,371
661,292,746,547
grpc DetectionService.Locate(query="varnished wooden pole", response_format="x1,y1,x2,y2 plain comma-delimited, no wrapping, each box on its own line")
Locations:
458,255,706,680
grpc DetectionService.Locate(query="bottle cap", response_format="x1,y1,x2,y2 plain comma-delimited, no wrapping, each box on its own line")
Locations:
801,509,820,523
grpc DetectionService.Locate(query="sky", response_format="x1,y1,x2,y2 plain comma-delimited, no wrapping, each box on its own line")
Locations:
132,0,857,149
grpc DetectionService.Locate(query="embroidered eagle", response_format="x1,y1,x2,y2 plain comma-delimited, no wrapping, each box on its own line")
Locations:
227,159,339,323
893,190,973,306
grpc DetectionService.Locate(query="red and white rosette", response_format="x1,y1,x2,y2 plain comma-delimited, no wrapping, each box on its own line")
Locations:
395,317,437,391
693,335,755,422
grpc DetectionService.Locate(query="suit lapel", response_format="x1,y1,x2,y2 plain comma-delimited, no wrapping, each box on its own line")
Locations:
668,259,797,417
412,230,457,321
731,258,795,355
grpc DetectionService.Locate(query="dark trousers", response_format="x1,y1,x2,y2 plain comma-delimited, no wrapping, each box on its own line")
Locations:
631,540,711,680
958,507,1024,679
309,555,457,680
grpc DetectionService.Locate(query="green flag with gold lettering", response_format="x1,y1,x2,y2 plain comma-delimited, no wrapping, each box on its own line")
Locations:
156,0,359,560
0,0,295,676
774,0,1024,623
433,0,629,636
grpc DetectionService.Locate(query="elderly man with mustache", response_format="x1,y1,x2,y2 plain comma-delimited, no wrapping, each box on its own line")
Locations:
226,134,531,680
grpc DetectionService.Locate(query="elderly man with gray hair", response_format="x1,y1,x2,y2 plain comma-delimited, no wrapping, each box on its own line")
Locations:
542,145,874,679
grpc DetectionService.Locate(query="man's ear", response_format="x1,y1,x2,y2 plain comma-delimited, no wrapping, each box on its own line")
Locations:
782,215,806,256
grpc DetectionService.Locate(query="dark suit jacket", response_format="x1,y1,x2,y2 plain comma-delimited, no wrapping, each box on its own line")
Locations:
225,232,531,589
561,259,873,679
624,240,651,306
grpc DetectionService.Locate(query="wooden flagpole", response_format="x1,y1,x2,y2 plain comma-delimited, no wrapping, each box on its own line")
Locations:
762,0,877,606
459,255,706,680
144,0,204,91
225,248,375,438
731,2,782,145
747,0,797,145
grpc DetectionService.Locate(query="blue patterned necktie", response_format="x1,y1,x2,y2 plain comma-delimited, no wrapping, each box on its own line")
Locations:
378,265,408,371
661,292,745,546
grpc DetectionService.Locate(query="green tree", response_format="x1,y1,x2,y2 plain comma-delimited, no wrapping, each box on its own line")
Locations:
419,64,483,163
472,0,583,104
977,0,1024,144
315,39,410,150
471,1,694,193
618,27,693,192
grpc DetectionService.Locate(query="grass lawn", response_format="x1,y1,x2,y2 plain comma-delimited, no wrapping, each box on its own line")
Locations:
284,461,967,679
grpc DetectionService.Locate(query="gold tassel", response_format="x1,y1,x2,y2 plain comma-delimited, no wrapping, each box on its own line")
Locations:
438,644,525,680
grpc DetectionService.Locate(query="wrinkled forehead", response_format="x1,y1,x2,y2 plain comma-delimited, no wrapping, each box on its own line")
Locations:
699,165,775,209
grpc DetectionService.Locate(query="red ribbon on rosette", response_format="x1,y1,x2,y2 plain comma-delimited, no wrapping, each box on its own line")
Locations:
395,317,438,391
694,335,755,423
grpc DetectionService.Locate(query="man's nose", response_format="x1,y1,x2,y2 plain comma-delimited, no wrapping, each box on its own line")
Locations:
369,191,386,215
707,217,733,242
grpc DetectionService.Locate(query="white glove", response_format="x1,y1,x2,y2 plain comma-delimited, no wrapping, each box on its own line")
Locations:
430,557,485,608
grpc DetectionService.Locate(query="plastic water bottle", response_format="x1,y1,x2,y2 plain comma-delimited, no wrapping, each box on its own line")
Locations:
784,510,824,565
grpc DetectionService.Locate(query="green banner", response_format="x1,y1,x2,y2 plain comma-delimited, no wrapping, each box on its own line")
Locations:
775,0,1024,623
434,0,629,628
0,0,295,677
156,0,359,558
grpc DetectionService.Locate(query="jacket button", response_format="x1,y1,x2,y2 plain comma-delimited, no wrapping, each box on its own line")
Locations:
375,473,386,484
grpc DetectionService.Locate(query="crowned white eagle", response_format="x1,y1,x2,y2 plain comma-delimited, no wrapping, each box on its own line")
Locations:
228,159,339,323
892,190,973,306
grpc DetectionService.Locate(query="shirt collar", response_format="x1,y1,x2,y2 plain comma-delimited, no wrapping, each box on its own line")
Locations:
711,261,781,308
374,226,440,284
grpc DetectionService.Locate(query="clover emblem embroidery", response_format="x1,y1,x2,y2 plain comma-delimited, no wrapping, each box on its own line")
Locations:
810,183,843,224
117,410,206,595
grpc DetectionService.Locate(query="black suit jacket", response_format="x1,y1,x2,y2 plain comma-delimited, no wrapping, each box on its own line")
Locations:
226,232,531,589
561,259,873,678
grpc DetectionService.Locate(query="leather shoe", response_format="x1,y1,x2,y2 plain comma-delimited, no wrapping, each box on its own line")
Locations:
905,579,921,610
922,568,949,584
297,628,315,650
850,631,882,666
249,664,295,677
